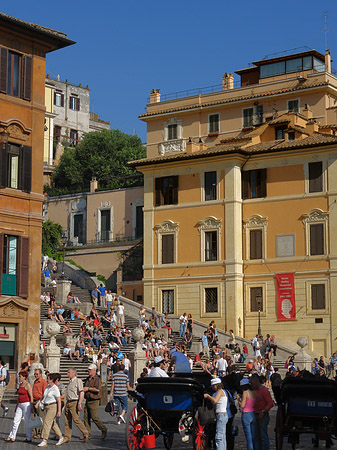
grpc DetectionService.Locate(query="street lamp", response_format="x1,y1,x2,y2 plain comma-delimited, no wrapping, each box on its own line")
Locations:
60,230,68,280
256,291,262,340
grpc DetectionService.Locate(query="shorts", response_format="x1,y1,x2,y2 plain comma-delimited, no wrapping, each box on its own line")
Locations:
114,395,128,415
0,386,5,403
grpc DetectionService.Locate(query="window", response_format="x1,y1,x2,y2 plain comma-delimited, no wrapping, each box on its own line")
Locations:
311,284,325,310
69,96,80,111
260,56,316,78
135,205,143,238
0,234,29,298
155,176,178,206
250,229,262,259
162,290,174,314
54,126,61,143
70,129,78,146
250,287,263,312
209,114,219,133
243,108,254,127
73,214,84,244
204,171,217,201
0,47,32,100
288,131,295,141
205,288,218,313
205,231,217,261
256,104,264,124
242,169,267,199
162,234,174,264
310,223,324,255
54,91,64,107
275,126,286,140
100,209,111,242
0,143,32,192
288,99,299,113
167,124,177,140
309,161,323,193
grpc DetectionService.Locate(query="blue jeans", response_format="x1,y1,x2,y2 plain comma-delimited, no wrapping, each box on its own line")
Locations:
241,412,255,450
179,322,186,337
114,395,128,415
215,413,228,450
254,412,270,450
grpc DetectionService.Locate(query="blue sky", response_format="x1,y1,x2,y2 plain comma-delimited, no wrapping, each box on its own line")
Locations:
2,1,337,141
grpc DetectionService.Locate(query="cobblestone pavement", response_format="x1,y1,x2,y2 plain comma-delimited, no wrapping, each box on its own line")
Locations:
0,403,327,449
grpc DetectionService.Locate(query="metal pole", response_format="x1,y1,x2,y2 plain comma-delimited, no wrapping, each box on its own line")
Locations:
258,305,261,339
61,243,65,279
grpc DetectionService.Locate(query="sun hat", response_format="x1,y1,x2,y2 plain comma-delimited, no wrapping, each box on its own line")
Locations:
210,377,221,386
240,378,250,386
154,356,164,364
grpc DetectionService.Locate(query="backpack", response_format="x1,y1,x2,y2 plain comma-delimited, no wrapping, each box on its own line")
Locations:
1,367,10,386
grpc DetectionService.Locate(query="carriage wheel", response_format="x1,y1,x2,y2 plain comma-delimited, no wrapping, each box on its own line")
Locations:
275,407,284,450
193,414,208,450
125,406,145,450
163,432,174,449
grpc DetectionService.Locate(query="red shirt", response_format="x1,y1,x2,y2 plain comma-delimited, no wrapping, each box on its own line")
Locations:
253,385,274,414
18,386,30,404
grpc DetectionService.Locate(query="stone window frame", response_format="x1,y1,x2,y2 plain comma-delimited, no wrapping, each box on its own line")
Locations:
96,205,113,243
287,98,300,113
304,159,326,194
243,214,268,261
197,216,222,262
163,117,183,141
158,286,177,315
200,282,223,319
154,220,179,265
200,170,220,202
208,112,220,134
301,208,328,257
305,278,329,315
244,281,267,317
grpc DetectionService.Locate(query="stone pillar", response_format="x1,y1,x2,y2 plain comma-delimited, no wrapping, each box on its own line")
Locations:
44,322,61,373
56,279,72,304
295,337,312,371
129,328,147,387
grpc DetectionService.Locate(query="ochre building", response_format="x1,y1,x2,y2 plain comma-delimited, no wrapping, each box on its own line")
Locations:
132,49,337,355
0,13,73,372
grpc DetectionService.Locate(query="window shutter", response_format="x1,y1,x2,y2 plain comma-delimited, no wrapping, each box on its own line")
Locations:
0,233,3,294
69,97,72,109
18,237,29,298
311,284,325,309
242,171,249,199
162,234,174,264
77,97,80,111
172,176,178,204
0,46,8,94
310,223,324,255
61,93,64,107
21,55,32,101
54,91,57,104
0,144,8,188
250,229,262,259
250,287,263,312
155,178,162,206
20,145,32,193
260,168,267,197
309,162,323,193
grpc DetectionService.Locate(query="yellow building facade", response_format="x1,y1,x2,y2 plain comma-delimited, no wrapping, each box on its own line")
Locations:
132,49,337,355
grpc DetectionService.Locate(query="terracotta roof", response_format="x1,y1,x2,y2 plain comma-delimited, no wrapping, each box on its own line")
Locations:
129,134,337,167
287,125,309,135
139,79,329,119
319,124,337,129
267,118,291,125
0,12,75,48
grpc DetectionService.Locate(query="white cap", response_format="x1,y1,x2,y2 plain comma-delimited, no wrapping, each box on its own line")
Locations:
211,377,221,386
154,356,164,364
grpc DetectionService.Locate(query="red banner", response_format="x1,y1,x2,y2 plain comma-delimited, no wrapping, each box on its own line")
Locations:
276,273,296,321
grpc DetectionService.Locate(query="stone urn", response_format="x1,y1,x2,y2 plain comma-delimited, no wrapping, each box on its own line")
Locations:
132,327,145,354
46,321,60,349
297,337,308,349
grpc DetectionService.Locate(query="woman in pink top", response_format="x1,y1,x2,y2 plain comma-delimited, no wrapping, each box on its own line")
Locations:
237,378,256,450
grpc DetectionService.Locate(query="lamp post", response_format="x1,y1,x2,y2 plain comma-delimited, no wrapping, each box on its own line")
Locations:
60,231,68,280
257,291,262,339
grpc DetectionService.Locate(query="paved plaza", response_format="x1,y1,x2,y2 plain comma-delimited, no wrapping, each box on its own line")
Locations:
0,402,324,450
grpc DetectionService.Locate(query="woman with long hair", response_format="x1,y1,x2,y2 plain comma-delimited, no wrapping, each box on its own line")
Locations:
237,378,256,450
36,373,64,447
5,371,33,442
204,378,228,450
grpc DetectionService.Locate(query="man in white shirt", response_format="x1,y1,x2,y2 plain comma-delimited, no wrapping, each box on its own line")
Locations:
148,356,168,377
0,360,9,417
179,313,187,337
106,290,113,312
117,302,125,328
215,353,228,377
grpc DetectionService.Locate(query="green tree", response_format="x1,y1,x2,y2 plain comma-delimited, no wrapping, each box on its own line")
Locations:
51,129,145,193
42,220,63,256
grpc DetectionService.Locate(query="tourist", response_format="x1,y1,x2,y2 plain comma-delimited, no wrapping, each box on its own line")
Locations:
215,353,228,377
110,363,132,424
117,301,125,327
106,290,113,312
83,364,107,439
269,335,277,357
229,329,235,350
204,378,228,450
148,355,168,377
5,371,33,442
151,307,159,328
169,345,191,373
179,312,187,337
51,278,57,296
42,253,49,271
187,313,193,334
36,373,64,447
251,374,274,450
63,368,89,443
43,267,51,288
63,344,74,361
98,284,106,308
184,328,193,351
139,306,146,325
32,369,47,439
0,359,9,417
62,322,73,335
237,378,256,450
91,287,98,307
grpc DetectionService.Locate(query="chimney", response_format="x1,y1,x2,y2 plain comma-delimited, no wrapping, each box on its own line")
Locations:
222,73,234,90
325,49,331,73
90,177,98,193
303,104,313,120
150,89,161,103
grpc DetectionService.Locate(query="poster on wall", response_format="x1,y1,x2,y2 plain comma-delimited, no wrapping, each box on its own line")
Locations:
276,273,296,321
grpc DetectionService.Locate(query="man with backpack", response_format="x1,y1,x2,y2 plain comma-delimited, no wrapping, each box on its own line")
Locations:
0,358,9,417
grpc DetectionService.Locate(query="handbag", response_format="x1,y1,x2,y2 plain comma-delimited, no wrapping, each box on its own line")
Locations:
197,398,216,426
105,399,119,416
28,414,43,429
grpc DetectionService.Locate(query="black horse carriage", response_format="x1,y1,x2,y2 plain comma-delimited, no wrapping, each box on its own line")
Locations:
275,376,337,449
125,374,212,450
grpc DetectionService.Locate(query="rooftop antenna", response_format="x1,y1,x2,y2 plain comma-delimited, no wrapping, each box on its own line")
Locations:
324,11,327,51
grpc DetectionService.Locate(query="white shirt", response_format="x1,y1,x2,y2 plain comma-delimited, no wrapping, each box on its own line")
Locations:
216,358,228,372
43,384,60,405
148,367,168,377
106,293,113,303
0,366,7,386
179,314,187,324
124,358,130,371
117,305,124,315
214,390,228,414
